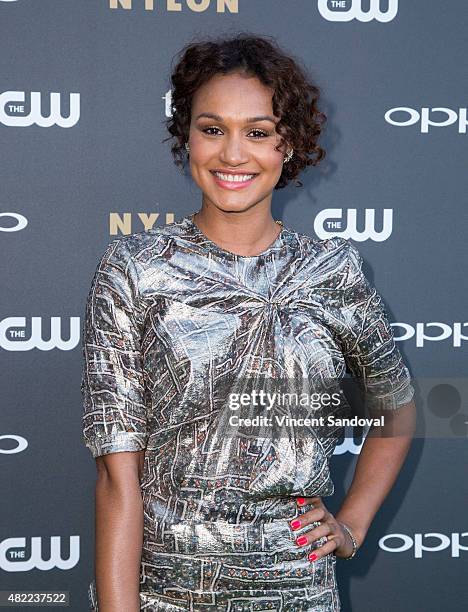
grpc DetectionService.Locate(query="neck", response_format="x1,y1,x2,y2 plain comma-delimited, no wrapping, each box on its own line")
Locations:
192,203,282,257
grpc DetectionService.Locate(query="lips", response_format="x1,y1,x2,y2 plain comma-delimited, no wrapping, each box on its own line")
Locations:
210,170,258,190
210,170,259,177
210,170,259,190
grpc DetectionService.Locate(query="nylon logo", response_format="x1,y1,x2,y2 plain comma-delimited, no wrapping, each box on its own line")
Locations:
0,91,80,127
0,317,81,350
0,212,28,232
314,208,393,241
109,0,239,12
0,536,80,571
317,0,398,23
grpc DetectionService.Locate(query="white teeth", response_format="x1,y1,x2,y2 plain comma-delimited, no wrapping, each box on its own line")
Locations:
213,172,256,182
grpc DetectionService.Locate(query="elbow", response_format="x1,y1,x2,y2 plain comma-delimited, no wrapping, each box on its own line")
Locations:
94,452,143,497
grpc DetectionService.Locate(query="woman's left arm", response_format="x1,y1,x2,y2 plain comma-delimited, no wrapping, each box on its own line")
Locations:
290,399,416,561
334,397,417,548
332,237,418,553
290,239,417,561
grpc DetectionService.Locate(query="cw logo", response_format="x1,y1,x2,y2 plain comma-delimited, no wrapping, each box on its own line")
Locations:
333,428,364,455
314,208,393,241
0,435,28,454
0,317,81,350
0,91,80,127
380,533,468,558
0,212,28,232
317,0,398,23
0,536,80,571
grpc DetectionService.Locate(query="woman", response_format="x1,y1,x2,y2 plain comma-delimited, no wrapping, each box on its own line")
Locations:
81,33,416,611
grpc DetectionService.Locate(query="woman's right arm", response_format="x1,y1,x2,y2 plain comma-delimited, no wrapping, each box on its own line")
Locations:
94,450,145,612
81,238,150,610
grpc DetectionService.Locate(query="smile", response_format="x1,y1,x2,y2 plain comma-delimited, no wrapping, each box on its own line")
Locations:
210,170,259,189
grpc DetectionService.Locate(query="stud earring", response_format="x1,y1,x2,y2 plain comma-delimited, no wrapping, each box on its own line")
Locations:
185,142,190,153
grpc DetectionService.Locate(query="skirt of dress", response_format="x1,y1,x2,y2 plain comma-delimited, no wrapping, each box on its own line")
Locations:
88,528,341,611
89,565,340,611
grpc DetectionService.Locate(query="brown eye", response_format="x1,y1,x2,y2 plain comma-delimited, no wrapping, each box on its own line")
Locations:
249,129,269,138
201,126,270,138
202,126,222,135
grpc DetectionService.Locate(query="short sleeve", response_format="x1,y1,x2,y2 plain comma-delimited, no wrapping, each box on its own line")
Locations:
339,240,415,411
81,238,149,458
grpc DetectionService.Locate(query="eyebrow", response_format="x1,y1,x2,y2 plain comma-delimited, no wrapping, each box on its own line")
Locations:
195,112,277,124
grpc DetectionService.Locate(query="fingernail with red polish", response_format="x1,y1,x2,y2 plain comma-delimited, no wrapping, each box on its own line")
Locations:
290,519,301,530
308,553,318,562
297,497,306,506
296,535,308,546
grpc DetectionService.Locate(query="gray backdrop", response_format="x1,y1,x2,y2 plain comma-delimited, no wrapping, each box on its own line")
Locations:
1,1,467,610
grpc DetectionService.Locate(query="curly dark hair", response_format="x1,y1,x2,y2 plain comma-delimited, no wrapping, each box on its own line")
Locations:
163,32,327,189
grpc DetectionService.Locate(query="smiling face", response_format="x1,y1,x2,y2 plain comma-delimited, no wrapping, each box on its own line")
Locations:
187,71,288,215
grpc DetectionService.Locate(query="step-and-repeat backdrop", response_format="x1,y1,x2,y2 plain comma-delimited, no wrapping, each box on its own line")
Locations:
2,1,467,610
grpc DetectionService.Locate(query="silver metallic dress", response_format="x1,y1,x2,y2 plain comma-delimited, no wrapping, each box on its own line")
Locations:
81,212,414,611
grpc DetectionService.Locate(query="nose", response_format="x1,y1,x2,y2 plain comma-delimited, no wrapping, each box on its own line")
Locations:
219,134,250,166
